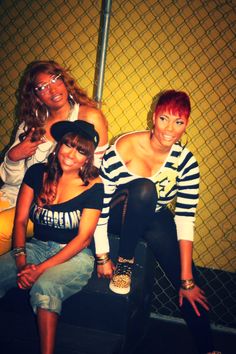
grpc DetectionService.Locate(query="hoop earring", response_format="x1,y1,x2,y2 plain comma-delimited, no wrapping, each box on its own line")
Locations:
44,106,49,119
41,105,49,121
34,105,49,121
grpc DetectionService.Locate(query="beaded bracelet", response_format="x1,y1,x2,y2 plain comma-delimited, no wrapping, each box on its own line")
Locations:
12,247,26,257
181,278,195,290
14,251,26,257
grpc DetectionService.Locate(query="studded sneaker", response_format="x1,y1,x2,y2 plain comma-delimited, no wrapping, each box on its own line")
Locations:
109,257,134,295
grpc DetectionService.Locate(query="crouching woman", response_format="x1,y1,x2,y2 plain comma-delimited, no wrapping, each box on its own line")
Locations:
0,120,104,354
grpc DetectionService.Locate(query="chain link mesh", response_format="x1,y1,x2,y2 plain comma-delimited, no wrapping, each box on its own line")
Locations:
0,0,235,329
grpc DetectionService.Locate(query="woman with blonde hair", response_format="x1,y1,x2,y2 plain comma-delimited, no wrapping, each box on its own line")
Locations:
0,60,108,255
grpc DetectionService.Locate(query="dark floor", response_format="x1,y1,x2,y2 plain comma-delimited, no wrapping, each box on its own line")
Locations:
134,317,235,354
1,314,235,354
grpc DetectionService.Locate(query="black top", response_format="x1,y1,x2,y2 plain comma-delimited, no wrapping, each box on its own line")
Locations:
23,163,104,244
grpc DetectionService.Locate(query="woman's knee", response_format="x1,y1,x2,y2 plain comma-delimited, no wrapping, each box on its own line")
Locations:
31,251,94,300
0,208,33,255
0,193,15,212
128,178,157,203
0,207,16,255
126,178,157,209
0,207,15,237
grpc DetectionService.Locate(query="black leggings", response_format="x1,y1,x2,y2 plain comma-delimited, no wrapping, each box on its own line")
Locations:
108,178,214,354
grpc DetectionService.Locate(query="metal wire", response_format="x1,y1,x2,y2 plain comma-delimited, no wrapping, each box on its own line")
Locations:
0,0,235,330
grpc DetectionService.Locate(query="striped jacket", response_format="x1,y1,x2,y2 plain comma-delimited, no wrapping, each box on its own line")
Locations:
94,132,200,254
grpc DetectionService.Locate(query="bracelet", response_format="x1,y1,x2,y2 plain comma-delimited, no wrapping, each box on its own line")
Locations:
181,278,195,290
13,247,26,257
96,257,110,265
95,253,109,261
95,253,110,265
14,251,26,257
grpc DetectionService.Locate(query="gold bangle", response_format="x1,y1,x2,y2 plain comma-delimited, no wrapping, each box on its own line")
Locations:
13,247,26,257
181,279,195,290
95,253,110,261
96,255,110,264
96,258,110,265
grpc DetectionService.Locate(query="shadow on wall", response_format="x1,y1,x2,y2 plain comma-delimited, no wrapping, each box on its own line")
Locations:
109,90,164,145
0,68,25,163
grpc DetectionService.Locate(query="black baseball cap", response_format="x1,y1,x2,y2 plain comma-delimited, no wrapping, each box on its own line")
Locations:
51,120,99,148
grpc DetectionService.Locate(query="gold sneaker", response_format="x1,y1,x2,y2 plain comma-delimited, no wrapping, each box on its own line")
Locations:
109,257,134,295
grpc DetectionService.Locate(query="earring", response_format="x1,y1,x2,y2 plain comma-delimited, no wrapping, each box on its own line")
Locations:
151,125,155,136
44,106,49,119
34,105,49,121
41,106,49,121
181,131,189,147
68,93,75,104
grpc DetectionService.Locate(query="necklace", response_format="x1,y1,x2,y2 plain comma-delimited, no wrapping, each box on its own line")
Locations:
31,141,55,164
29,104,77,164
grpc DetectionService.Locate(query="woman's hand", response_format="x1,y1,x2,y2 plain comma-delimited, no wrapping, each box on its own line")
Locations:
8,128,45,161
179,284,210,317
97,259,115,279
17,263,42,289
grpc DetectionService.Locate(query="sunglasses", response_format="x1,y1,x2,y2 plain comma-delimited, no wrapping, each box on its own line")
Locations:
34,74,63,94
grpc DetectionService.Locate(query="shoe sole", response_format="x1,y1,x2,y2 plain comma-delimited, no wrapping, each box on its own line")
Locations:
109,281,130,295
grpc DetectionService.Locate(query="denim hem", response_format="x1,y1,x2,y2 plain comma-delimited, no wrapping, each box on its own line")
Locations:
31,292,62,315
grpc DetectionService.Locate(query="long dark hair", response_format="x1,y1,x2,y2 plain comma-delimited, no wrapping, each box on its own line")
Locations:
18,60,97,132
37,132,99,207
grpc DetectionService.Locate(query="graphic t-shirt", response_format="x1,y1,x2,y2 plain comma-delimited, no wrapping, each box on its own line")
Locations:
23,163,104,244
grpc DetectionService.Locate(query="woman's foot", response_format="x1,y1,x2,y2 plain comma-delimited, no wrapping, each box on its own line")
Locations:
109,257,134,295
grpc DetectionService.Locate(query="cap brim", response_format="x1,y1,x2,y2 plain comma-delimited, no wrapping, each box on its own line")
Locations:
51,121,99,147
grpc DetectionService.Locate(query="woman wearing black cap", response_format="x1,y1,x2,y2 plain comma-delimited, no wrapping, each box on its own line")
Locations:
0,120,104,354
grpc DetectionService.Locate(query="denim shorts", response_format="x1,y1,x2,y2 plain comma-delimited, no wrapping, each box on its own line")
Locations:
0,238,94,314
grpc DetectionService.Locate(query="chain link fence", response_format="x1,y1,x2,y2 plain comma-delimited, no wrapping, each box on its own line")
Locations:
0,0,235,330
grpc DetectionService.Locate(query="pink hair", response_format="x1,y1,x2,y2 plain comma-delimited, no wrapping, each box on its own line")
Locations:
154,90,191,119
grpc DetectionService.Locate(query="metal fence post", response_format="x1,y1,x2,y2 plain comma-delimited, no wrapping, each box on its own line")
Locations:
94,0,112,108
